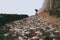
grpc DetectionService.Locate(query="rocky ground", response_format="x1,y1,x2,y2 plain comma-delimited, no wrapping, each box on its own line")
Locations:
0,12,60,40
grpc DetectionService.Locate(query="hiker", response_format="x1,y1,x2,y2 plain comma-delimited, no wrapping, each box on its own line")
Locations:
35,9,38,15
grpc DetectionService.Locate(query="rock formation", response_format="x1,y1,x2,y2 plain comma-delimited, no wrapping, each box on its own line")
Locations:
39,0,50,13
0,12,60,40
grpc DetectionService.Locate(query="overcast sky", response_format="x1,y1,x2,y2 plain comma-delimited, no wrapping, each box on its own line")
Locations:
0,0,44,16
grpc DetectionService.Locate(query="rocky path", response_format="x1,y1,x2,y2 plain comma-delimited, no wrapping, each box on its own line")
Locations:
0,12,60,40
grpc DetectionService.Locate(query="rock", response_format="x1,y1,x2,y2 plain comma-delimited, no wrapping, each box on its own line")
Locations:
4,33,9,37
18,37,24,40
0,13,60,40
32,36,39,40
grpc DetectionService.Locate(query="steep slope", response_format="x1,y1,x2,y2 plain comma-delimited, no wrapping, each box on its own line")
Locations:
0,12,60,40
39,11,60,25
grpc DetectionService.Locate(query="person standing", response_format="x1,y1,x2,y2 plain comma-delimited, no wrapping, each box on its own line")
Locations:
35,9,38,15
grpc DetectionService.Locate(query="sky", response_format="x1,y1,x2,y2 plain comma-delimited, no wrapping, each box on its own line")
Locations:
0,0,44,16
